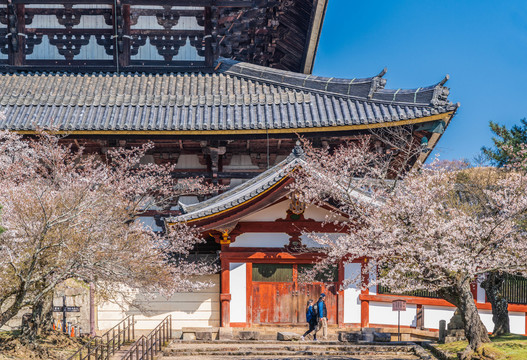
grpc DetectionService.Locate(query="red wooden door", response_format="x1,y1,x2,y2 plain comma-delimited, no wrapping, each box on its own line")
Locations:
251,263,339,325
252,282,294,324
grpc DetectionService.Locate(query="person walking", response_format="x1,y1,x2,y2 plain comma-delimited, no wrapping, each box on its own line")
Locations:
317,293,328,340
300,300,317,341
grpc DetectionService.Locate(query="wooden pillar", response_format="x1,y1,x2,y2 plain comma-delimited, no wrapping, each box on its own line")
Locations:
246,262,252,325
220,251,231,327
337,260,344,327
204,7,213,67
8,1,25,66
360,258,369,328
120,4,131,68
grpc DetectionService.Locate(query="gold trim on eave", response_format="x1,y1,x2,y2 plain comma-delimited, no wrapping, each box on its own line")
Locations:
15,112,453,136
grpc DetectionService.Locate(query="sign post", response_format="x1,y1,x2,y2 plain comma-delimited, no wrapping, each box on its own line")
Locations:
392,299,407,341
53,296,80,334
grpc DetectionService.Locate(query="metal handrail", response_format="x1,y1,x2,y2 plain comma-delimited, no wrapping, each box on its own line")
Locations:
67,315,135,360
121,315,172,360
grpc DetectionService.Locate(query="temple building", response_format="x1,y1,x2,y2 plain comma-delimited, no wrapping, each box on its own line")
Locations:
1,0,525,337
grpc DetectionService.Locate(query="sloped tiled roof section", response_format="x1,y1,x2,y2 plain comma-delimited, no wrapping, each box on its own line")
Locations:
0,59,457,132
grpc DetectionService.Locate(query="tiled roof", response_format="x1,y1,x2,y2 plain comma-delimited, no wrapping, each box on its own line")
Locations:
168,145,306,223
0,59,457,132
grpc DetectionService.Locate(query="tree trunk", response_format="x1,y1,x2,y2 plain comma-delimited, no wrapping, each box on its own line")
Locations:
441,279,491,359
24,291,54,341
481,272,510,335
0,287,26,329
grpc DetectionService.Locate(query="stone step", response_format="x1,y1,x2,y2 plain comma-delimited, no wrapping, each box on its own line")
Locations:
165,352,419,358
167,340,415,346
164,344,420,355
162,356,420,360
166,347,416,353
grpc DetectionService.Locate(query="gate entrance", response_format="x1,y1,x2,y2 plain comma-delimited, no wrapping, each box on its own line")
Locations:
251,263,337,325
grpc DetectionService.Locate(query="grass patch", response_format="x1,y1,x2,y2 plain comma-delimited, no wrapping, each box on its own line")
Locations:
436,334,527,360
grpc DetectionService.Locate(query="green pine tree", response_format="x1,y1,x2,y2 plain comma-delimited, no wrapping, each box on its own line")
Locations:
482,118,527,167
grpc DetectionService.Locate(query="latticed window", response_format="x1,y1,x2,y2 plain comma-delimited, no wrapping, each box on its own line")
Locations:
252,264,293,282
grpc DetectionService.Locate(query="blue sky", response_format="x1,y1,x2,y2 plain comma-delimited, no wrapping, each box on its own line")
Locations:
313,0,527,162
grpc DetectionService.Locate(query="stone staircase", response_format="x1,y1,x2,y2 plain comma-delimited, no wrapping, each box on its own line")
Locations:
161,340,435,359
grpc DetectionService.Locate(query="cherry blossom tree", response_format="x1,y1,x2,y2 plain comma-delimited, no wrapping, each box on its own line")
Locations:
294,140,527,359
0,130,216,339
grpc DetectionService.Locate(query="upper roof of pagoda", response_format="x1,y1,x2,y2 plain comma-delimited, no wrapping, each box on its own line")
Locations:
0,58,458,135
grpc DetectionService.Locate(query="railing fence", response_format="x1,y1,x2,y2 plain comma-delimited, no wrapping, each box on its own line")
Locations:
67,315,135,360
121,315,172,360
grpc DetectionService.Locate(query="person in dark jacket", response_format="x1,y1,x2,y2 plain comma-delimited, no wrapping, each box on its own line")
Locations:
317,293,328,340
300,299,317,341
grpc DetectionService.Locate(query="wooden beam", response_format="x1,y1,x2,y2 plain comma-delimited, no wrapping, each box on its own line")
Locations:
204,7,213,67
12,0,267,6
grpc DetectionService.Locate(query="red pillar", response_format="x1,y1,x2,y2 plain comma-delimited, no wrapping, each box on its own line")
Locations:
220,252,231,327
337,260,345,327
360,258,370,328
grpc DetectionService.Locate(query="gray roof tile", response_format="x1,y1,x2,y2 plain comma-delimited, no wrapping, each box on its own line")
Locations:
0,59,457,132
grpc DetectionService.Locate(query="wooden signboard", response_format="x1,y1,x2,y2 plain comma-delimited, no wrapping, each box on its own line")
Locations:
392,299,406,341
392,299,406,312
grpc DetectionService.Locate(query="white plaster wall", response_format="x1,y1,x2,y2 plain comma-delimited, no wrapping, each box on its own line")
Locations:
232,233,332,248
303,205,332,222
97,275,219,330
223,154,259,170
229,263,246,323
343,263,361,324
300,233,335,248
240,200,344,224
423,305,456,330
131,37,164,61
304,205,347,222
241,201,289,222
231,233,289,248
478,309,494,334
175,154,207,169
509,311,526,335
479,309,525,335
477,276,486,303
370,302,417,327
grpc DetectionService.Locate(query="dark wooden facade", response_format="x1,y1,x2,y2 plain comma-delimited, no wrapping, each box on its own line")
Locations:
0,0,326,73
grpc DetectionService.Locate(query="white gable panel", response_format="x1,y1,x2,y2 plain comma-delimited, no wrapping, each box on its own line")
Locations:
231,233,333,248
304,205,347,222
240,200,340,223
231,233,290,248
241,201,289,222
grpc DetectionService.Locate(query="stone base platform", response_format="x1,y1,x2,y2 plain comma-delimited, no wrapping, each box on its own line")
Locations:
176,326,439,343
161,340,436,359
